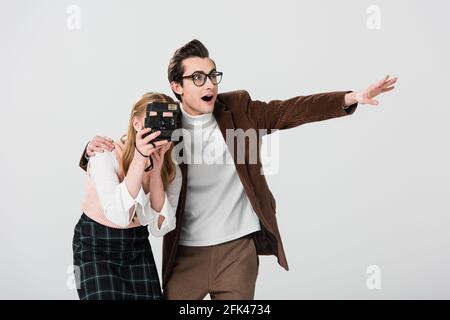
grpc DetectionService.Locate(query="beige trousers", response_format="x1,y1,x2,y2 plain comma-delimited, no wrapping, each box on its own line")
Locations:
164,235,259,300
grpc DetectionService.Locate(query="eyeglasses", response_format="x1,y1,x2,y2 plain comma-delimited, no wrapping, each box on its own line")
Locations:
181,71,223,87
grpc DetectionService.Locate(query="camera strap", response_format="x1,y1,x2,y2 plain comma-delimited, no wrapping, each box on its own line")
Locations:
133,141,154,172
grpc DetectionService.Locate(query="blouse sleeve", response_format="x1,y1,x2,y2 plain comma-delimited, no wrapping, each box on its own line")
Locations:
136,165,182,237
88,151,147,227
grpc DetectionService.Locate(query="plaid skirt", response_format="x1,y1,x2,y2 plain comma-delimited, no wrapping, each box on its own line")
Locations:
72,213,163,300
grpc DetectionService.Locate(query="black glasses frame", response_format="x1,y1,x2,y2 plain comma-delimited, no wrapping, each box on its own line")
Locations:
181,71,223,87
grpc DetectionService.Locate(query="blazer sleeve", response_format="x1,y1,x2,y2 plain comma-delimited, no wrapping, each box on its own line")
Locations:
240,90,358,132
79,143,89,172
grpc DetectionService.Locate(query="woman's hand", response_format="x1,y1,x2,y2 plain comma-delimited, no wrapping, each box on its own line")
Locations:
149,141,173,176
134,128,169,166
146,141,173,224
123,128,167,205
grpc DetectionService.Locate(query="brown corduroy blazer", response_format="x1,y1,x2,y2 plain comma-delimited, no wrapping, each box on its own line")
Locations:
79,89,358,288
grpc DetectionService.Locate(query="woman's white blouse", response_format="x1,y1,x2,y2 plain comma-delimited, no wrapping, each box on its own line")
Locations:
87,151,181,236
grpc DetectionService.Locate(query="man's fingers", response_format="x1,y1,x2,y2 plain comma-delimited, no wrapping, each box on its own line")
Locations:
88,143,109,152
378,76,397,89
93,135,113,141
90,135,115,150
103,141,115,150
92,141,114,151
91,147,105,153
92,136,115,148
381,78,397,88
381,86,395,93
86,147,104,157
376,75,389,86
368,99,379,106
376,75,392,89
86,150,96,157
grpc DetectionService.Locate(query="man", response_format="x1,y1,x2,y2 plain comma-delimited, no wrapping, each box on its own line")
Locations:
80,39,397,299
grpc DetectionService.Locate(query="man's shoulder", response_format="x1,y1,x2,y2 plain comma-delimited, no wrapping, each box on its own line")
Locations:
217,90,251,107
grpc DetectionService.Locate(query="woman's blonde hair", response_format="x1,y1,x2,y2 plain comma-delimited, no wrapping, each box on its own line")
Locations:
120,92,176,190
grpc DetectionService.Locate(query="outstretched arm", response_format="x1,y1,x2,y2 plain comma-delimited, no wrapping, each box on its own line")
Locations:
243,75,397,132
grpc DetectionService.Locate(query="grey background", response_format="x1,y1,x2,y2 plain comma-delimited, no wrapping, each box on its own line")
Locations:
1,0,449,299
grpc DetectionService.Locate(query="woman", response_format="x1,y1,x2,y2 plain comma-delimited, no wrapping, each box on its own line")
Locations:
73,92,182,300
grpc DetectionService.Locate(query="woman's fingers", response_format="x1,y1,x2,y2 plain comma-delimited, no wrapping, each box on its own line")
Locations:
154,142,171,160
152,139,169,148
142,130,162,144
140,140,168,155
153,150,161,162
136,128,152,140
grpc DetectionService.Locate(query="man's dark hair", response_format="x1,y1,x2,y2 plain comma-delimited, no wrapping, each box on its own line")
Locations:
168,39,214,101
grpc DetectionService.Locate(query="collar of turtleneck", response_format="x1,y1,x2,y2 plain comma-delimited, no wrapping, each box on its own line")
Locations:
180,103,215,129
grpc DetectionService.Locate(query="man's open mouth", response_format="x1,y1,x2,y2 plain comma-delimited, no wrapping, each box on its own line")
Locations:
201,94,213,102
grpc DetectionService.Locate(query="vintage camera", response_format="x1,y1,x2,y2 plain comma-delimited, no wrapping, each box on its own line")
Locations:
143,101,181,142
